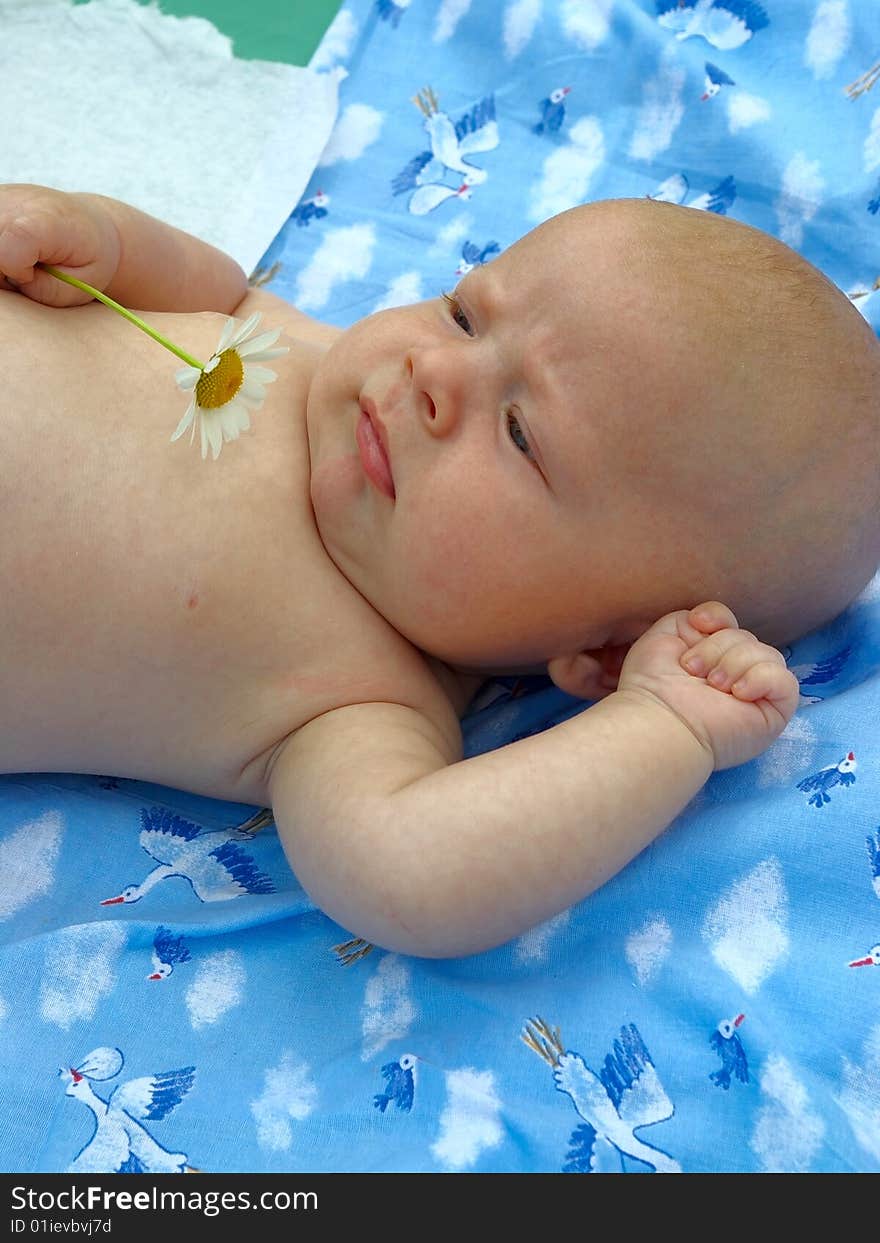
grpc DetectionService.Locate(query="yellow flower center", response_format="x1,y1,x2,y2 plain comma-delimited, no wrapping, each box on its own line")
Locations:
195,349,244,409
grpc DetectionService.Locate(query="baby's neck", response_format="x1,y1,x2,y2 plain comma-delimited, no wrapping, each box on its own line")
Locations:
422,657,487,717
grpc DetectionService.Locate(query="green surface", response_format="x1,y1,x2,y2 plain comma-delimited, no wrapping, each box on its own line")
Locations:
75,0,342,65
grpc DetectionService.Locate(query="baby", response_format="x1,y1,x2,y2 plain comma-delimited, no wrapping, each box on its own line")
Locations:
1,184,878,958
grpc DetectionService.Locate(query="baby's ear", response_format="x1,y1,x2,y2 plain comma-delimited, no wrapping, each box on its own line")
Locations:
547,644,630,701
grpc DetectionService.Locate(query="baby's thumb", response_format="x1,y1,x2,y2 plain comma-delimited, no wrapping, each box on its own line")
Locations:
0,218,91,306
11,264,94,307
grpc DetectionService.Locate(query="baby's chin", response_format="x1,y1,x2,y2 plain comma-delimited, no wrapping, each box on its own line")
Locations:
409,628,557,681
443,656,549,680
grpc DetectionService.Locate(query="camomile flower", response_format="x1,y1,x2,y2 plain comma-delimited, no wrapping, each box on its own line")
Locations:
172,313,289,460
39,264,288,462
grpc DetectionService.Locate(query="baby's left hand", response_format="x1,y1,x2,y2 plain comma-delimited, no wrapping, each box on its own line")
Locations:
617,601,800,771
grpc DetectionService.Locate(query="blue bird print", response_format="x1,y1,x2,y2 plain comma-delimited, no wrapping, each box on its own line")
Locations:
290,190,329,228
709,1013,749,1089
796,752,857,807
455,240,500,276
375,0,410,27
147,926,192,981
647,172,736,214
866,829,880,900
60,1047,198,1173
534,86,571,135
523,1018,680,1173
701,62,735,100
656,0,768,50
99,806,275,905
785,645,851,706
373,1053,417,1113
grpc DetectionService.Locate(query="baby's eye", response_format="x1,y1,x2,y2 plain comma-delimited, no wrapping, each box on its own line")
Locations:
506,409,536,462
442,291,474,336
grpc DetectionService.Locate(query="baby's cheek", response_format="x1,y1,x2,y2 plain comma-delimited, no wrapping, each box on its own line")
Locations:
397,535,510,662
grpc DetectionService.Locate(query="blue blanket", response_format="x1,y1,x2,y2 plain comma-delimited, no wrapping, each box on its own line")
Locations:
3,0,880,1174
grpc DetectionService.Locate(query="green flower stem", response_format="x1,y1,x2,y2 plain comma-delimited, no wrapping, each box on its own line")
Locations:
40,264,206,371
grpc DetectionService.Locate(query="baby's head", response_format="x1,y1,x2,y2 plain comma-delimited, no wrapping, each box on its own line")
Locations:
307,198,880,694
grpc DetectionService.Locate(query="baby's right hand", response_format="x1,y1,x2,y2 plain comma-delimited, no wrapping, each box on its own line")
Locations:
618,602,800,772
0,184,120,306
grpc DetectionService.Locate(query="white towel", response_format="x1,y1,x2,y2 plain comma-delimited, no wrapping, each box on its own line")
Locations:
0,0,339,273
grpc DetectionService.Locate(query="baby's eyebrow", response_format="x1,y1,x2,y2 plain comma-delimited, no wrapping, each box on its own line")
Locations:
457,266,498,319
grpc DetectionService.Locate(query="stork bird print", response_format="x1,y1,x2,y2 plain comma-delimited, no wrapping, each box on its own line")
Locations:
99,806,275,905
522,1017,680,1173
655,0,769,50
846,59,880,101
59,1047,197,1174
848,943,880,968
332,936,375,966
392,87,499,215
647,172,737,214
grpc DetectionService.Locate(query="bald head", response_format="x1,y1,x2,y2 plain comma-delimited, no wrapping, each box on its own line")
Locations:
557,198,880,645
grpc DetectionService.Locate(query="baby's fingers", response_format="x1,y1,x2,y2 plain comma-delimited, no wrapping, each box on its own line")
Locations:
0,216,90,305
672,601,738,650
0,194,104,305
0,209,69,284
730,660,800,722
681,625,772,681
687,601,738,635
689,632,783,692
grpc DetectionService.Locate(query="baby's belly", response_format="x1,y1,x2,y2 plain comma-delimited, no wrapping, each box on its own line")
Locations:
0,294,325,800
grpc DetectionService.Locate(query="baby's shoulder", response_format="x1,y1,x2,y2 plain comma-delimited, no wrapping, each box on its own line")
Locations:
236,285,342,351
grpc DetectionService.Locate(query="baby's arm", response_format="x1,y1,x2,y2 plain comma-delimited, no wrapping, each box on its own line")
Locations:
0,183,247,312
268,603,799,958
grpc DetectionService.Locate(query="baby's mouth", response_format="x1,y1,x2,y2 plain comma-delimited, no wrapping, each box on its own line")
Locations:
356,399,395,499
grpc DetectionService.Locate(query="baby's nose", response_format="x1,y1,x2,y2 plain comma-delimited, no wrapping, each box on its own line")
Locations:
406,343,470,436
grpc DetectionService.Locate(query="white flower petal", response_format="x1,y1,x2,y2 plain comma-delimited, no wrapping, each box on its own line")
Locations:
175,365,200,391
228,312,262,348
248,345,289,362
206,415,223,460
222,405,250,440
170,398,197,441
243,365,277,385
239,381,268,405
237,328,281,357
216,316,240,353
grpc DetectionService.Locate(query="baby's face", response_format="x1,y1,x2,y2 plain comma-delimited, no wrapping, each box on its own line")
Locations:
306,203,710,672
